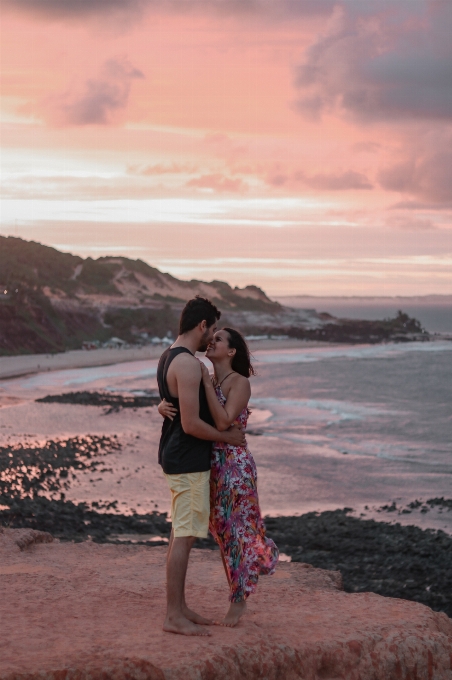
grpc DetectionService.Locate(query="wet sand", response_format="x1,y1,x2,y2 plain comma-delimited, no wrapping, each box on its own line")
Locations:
0,346,165,381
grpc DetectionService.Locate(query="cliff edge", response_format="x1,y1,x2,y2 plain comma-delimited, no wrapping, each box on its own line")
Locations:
1,528,451,680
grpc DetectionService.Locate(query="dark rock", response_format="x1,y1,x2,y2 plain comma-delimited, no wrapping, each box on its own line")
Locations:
265,509,452,618
0,497,171,544
0,435,120,499
36,390,160,410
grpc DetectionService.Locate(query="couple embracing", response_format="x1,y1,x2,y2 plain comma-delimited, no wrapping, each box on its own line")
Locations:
157,296,278,636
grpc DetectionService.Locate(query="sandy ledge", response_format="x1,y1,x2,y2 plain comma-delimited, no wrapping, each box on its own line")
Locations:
1,528,451,680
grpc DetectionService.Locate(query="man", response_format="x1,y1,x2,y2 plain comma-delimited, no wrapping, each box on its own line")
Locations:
157,296,246,636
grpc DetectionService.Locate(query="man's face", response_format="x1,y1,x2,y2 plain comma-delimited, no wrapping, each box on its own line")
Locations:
198,321,217,352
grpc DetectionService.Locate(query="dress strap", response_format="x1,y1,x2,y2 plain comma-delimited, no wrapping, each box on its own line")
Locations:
217,371,236,388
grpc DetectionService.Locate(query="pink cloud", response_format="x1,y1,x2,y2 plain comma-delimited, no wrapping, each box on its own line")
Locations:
378,132,452,204
49,57,144,126
186,173,247,193
128,162,196,175
202,133,248,161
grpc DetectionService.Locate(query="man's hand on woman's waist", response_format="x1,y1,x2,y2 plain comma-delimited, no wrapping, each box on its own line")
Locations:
222,423,246,447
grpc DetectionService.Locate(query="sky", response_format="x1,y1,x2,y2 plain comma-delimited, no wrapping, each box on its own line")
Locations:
1,0,451,297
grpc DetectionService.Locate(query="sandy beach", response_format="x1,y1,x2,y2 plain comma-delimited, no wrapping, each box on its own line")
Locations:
0,339,327,381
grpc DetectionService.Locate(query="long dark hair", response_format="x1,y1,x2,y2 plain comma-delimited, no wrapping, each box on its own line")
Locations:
223,327,255,378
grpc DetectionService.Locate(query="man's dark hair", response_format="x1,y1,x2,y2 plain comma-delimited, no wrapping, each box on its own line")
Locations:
179,296,221,335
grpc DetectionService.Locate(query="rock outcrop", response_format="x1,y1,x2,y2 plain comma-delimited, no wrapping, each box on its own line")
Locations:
0,531,451,680
0,527,54,552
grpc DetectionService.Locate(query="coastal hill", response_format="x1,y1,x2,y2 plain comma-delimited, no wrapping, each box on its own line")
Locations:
0,236,427,355
0,236,280,355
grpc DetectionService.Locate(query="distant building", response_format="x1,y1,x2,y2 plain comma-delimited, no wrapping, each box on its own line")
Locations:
103,337,127,349
82,340,101,350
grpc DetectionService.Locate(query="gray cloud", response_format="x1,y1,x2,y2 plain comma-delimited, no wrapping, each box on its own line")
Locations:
3,0,146,19
387,215,437,231
296,170,372,191
379,150,452,204
267,169,372,191
294,1,452,122
54,58,144,125
352,141,381,154
4,0,338,21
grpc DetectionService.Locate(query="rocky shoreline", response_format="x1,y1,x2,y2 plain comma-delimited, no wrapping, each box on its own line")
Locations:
1,407,451,625
1,429,451,619
265,509,452,618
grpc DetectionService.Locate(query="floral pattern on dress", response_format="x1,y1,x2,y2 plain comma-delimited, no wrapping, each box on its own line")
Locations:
209,385,279,602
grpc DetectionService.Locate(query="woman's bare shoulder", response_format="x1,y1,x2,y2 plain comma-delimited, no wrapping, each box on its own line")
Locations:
230,373,251,391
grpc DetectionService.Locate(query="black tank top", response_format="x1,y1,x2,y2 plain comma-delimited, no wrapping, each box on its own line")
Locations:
157,346,214,474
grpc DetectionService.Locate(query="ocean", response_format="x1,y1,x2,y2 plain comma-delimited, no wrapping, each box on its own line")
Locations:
0,341,451,533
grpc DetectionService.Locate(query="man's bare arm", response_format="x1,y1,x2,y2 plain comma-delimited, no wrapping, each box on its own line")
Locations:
176,355,245,446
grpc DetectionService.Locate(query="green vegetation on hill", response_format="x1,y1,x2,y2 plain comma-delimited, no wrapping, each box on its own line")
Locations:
76,258,121,295
99,256,161,281
103,306,178,342
0,236,81,295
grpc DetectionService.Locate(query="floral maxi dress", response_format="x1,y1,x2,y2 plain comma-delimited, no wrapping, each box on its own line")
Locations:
209,385,279,602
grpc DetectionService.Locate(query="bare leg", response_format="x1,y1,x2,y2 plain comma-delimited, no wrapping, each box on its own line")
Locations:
163,536,211,636
221,601,247,627
220,550,232,587
180,532,212,625
213,549,246,627
167,530,212,625
167,528,174,557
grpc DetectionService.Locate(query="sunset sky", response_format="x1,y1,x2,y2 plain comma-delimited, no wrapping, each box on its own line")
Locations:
1,0,451,296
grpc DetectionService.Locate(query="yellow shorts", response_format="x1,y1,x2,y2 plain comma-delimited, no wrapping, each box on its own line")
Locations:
163,470,211,538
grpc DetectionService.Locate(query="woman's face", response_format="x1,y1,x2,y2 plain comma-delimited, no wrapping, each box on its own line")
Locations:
205,329,232,362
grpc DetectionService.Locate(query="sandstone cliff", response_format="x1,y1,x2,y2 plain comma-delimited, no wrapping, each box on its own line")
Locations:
1,528,451,679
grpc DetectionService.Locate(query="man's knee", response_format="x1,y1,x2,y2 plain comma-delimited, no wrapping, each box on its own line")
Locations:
172,536,196,550
173,535,196,548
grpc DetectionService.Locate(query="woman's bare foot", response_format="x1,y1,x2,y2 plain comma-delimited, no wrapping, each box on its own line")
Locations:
183,606,213,625
163,614,212,636
219,601,247,627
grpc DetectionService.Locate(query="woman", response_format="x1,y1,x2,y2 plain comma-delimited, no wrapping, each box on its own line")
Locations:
158,327,278,627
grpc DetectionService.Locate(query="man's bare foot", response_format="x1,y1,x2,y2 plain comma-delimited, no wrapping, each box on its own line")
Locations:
219,601,247,627
163,615,212,636
183,606,213,625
